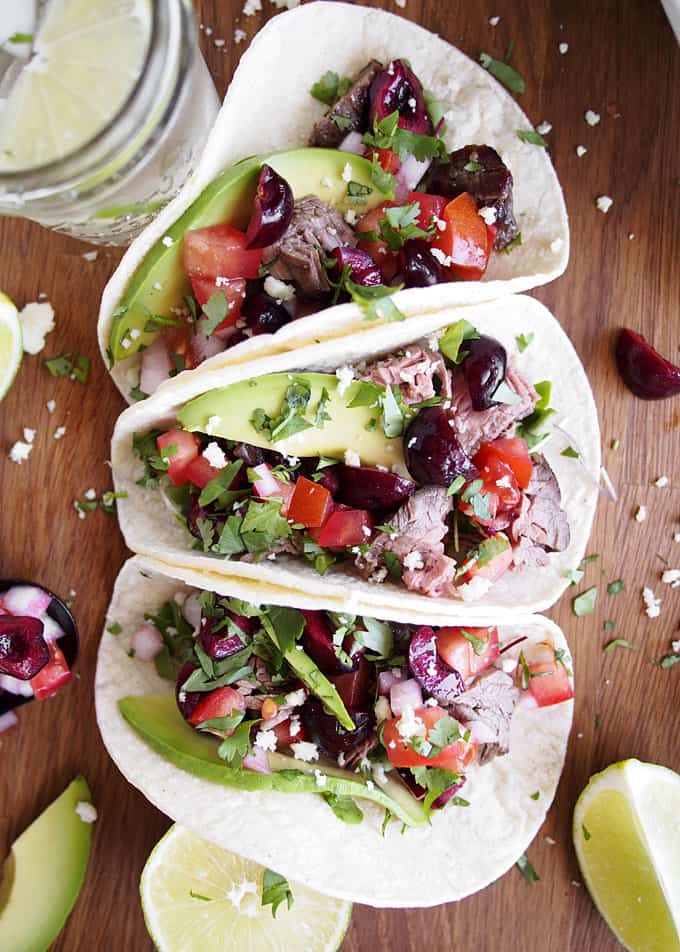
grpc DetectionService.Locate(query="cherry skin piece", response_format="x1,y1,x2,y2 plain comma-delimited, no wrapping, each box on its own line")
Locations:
615,328,680,400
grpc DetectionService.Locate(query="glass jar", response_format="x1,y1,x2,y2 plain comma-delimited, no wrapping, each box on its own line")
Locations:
0,0,220,245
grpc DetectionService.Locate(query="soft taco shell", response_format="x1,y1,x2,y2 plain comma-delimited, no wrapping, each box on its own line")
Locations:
95,555,573,907
98,1,569,400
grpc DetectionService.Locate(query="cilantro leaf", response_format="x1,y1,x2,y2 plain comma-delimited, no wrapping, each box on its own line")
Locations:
240,498,291,553
217,719,254,766
561,445,580,459
315,387,331,428
604,638,634,652
438,319,479,364
369,153,396,196
264,606,305,655
479,52,526,94
573,586,598,617
198,460,244,507
459,628,489,656
410,766,462,812
516,332,534,352
202,291,230,336
323,793,364,824
310,70,351,106
652,653,680,669
363,110,447,163
607,579,625,595
516,852,540,882
517,129,548,147
261,869,294,918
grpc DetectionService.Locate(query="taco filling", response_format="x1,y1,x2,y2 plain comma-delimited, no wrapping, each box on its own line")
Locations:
120,584,573,827
130,318,568,601
110,57,520,399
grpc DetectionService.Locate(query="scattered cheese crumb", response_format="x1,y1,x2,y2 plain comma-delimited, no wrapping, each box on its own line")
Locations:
313,769,327,788
23,427,35,443
458,576,493,601
121,337,131,350
634,505,647,523
576,145,587,158
628,233,635,240
545,835,557,845
672,640,680,654
344,208,358,226
341,162,353,183
285,688,306,708
82,251,98,262
478,206,497,226
234,28,246,43
129,328,141,340
585,110,601,126
9,441,32,464
254,729,277,751
75,802,97,824
536,121,552,135
54,426,66,440
335,364,355,396
403,550,424,571
202,441,227,469
214,38,225,48
396,705,426,740
431,246,452,267
661,569,680,588
559,42,569,54
489,15,500,25
290,741,319,762
153,281,163,291
19,302,55,355
205,415,222,435
596,195,613,214
264,275,296,301
654,475,669,488
344,449,361,468
243,0,262,16
674,532,680,543
394,0,406,7
642,587,661,618
368,566,389,584
161,235,174,247
270,0,301,7
84,487,96,501
46,399,56,413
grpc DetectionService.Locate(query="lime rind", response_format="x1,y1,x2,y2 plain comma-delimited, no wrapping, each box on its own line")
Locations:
0,291,23,401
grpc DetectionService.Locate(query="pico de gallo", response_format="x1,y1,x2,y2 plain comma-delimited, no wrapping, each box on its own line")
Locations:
132,319,569,601
121,57,520,398
125,588,573,825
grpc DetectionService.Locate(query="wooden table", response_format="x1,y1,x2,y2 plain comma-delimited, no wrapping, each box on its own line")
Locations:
1,1,678,949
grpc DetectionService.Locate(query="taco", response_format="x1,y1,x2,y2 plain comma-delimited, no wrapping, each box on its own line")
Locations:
98,1,569,401
111,295,599,618
95,555,574,906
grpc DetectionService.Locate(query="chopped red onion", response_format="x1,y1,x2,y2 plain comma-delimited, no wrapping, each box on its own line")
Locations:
378,668,405,696
339,131,365,155
243,745,272,774
140,336,172,395
0,674,34,697
182,593,202,631
390,678,423,716
2,585,51,617
395,153,431,201
130,623,164,662
0,711,18,734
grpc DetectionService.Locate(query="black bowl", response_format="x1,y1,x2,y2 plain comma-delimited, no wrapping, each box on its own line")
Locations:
0,579,79,715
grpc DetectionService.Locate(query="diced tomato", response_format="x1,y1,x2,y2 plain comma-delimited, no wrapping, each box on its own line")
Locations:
251,463,295,514
311,508,373,550
431,192,491,281
521,642,574,707
407,191,448,230
435,626,500,682
187,686,246,728
460,538,514,585
287,477,332,528
31,641,72,700
382,705,477,771
156,429,200,487
355,201,399,280
190,275,246,331
184,455,222,489
459,458,521,527
474,437,533,490
182,225,263,281
374,147,401,174
272,717,307,748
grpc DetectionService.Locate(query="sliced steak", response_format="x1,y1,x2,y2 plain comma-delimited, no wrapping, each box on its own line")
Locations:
450,360,538,457
359,346,453,404
309,59,384,148
422,144,518,249
451,669,519,764
510,456,570,566
262,196,357,296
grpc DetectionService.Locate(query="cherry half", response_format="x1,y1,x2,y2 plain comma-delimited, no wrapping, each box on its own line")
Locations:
615,328,680,400
245,164,293,249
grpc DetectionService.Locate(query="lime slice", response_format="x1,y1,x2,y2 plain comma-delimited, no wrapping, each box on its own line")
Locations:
0,0,151,171
0,291,22,401
140,825,352,952
573,759,680,952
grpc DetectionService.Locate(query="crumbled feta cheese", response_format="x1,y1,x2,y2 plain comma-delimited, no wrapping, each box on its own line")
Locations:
366,779,375,791
435,217,446,232
313,769,327,788
46,399,56,413
596,195,613,214
672,640,680,654
335,364,355,396
205,415,222,435
403,550,424,571
585,110,601,126
628,233,635,240
289,716,301,737
53,426,66,440
290,741,319,762
674,532,680,543
457,576,492,601
121,337,131,350
320,176,333,189
431,246,452,267
23,427,35,443
559,42,569,54
341,162,353,183
264,275,296,301
161,235,174,247
270,0,301,7
424,697,438,707
396,704,426,740
407,97,416,110
243,0,262,15
129,328,141,341
368,567,389,584
642,587,661,618
374,696,391,723
234,28,246,43
254,729,277,752
394,0,406,8
489,15,500,25
75,802,97,823
9,441,32,464
202,441,227,469
576,145,588,158
478,206,497,226
84,487,96,501
285,688,306,708
214,37,225,48
654,475,669,488
344,449,361,468
496,475,512,489
661,569,680,588
82,251,98,262
635,505,647,523
537,121,552,135
545,835,557,845
344,208,358,226
19,302,55,355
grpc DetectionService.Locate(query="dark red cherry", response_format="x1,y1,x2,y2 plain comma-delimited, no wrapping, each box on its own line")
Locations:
369,59,433,134
404,406,478,486
300,697,374,759
336,465,415,511
615,328,680,400
241,292,293,336
331,246,383,287
0,616,50,680
399,239,443,288
463,335,507,411
408,625,464,704
245,164,293,249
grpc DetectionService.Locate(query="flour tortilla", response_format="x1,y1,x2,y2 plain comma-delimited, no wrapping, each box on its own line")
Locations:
98,1,569,400
95,554,573,907
111,294,600,619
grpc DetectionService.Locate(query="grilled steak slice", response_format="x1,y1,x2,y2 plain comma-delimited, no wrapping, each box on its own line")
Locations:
309,59,384,148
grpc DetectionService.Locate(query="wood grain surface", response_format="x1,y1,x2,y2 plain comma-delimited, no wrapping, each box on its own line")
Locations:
0,1,678,949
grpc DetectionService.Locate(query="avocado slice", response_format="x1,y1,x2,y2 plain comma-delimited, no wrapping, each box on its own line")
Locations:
110,148,389,362
177,371,405,469
118,695,426,827
0,776,93,952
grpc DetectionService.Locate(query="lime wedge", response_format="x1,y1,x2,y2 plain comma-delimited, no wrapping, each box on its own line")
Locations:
0,291,22,401
573,759,680,952
140,825,352,952
0,0,151,170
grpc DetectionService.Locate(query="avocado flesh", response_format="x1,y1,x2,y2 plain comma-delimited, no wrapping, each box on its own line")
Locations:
177,371,405,469
0,776,93,952
110,148,388,362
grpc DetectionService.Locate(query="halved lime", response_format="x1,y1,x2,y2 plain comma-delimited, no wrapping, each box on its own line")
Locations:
0,0,152,171
0,291,22,401
140,825,352,952
573,759,680,952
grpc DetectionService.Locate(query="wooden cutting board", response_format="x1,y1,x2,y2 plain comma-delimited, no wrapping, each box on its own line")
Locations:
0,1,678,949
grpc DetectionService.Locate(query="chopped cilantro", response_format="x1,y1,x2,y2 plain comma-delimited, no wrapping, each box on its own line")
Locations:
128,386,148,402
363,110,448,163
610,438,620,450
604,638,634,652
561,446,580,459
315,387,331,428
376,202,431,251
410,766,462,812
459,628,489,656
331,114,353,131
252,377,314,443
310,70,351,106
479,52,526,94
261,869,294,918
343,278,405,322
106,621,122,636
383,550,403,579
369,154,396,196
202,291,230,336
323,793,363,824
464,160,483,172
100,490,128,514
516,852,540,883
8,33,33,43
502,231,523,253
582,824,591,841
44,353,90,383
447,475,466,496
217,719,254,766
438,319,479,364
573,586,598,617
132,429,168,486
564,568,585,586
516,332,534,352
581,553,599,565
603,620,616,632
347,181,372,202
530,791,540,800
515,379,555,448
198,460,244,508
651,653,680,670
517,129,548,147
607,579,625,595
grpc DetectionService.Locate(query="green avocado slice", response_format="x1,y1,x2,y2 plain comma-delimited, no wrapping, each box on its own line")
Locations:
118,695,426,827
177,371,405,469
109,148,389,363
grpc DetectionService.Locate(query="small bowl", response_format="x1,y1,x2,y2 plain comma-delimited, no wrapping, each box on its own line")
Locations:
0,579,80,714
